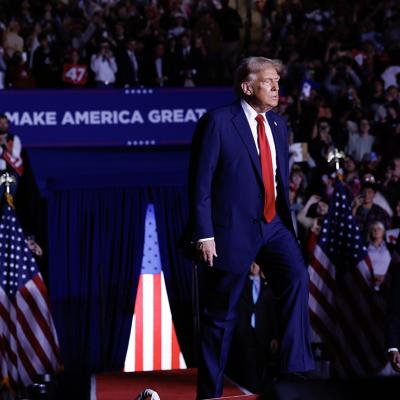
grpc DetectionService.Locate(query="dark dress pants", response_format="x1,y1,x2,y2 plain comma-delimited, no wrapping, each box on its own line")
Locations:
196,216,315,399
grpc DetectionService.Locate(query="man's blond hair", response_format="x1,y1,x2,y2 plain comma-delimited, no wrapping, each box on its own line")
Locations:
234,57,283,98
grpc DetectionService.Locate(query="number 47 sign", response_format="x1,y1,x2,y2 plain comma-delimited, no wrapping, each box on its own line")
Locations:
62,64,88,86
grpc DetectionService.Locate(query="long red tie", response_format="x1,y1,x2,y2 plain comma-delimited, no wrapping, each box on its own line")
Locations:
255,114,276,222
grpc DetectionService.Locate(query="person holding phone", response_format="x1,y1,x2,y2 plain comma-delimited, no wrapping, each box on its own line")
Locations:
90,40,118,88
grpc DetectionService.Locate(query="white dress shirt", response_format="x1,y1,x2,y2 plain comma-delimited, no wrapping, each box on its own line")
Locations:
127,49,138,81
368,241,391,276
90,54,117,83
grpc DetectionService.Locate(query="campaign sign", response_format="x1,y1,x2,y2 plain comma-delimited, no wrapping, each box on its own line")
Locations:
0,88,234,147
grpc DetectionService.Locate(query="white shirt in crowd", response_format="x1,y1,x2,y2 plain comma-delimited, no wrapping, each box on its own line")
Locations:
90,54,117,84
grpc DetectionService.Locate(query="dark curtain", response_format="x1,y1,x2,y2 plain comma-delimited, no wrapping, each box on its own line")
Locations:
152,186,196,366
47,187,147,374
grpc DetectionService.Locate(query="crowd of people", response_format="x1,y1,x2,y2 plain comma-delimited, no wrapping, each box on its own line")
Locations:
0,0,243,88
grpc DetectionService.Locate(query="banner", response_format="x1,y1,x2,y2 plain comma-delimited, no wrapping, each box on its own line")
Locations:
0,88,234,147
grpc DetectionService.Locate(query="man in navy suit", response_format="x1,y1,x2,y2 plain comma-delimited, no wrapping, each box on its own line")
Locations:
187,57,315,399
387,237,400,372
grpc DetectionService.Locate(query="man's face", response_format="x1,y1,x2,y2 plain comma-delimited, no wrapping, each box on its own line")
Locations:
0,117,9,134
370,224,384,240
317,201,328,216
363,187,375,203
344,157,356,172
246,66,280,111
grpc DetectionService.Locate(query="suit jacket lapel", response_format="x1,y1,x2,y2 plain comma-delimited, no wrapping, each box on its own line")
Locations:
231,102,263,182
266,111,285,183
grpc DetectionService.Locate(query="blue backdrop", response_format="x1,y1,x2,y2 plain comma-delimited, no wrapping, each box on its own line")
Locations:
0,88,234,147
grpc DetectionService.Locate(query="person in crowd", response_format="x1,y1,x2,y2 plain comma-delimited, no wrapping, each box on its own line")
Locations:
167,13,187,39
297,194,329,233
392,199,400,229
185,57,314,399
368,77,386,113
346,117,376,162
296,193,329,251
375,86,400,123
226,262,278,393
387,235,400,373
6,50,35,88
3,20,24,59
90,40,118,88
382,158,400,209
309,117,335,170
193,10,222,85
32,31,60,88
116,38,143,88
0,46,7,89
367,221,392,291
143,42,175,87
343,155,361,197
26,22,42,69
289,164,308,209
215,0,242,84
323,62,362,102
0,114,23,201
175,33,198,87
352,175,391,238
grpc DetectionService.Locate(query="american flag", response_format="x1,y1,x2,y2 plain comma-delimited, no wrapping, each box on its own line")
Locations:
124,204,186,372
308,181,387,376
0,204,62,391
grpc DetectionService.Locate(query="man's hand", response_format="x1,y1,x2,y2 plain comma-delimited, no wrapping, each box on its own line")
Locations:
196,239,217,267
352,195,364,209
389,350,400,373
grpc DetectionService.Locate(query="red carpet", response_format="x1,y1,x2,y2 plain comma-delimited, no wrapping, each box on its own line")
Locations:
94,368,259,400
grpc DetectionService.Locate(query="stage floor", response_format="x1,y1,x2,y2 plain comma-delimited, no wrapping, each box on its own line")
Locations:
91,368,259,400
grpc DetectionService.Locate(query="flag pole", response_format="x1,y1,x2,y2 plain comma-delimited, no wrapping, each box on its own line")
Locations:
327,148,345,180
0,172,16,208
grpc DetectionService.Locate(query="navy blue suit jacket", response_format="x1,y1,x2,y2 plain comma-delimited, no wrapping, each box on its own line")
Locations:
187,100,295,273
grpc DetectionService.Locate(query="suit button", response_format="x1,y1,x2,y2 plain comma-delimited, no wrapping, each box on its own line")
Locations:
252,219,258,224
258,193,263,198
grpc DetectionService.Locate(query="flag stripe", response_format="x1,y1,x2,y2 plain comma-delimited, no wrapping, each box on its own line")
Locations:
14,298,51,371
309,282,336,324
171,324,180,369
309,309,358,375
134,276,143,372
161,272,172,370
153,273,161,370
142,274,154,370
310,256,385,367
125,272,187,372
338,273,386,366
0,295,36,382
353,265,385,326
31,276,62,363
1,338,18,388
18,283,60,364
